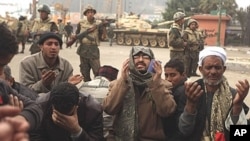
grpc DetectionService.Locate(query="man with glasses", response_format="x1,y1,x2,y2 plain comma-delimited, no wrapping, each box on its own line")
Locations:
103,46,176,140
19,32,83,94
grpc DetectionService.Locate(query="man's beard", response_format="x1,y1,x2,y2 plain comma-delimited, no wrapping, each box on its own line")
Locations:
203,77,223,86
138,69,147,74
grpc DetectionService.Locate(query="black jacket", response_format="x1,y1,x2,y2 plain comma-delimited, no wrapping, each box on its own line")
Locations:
0,79,43,130
12,81,38,100
29,92,104,141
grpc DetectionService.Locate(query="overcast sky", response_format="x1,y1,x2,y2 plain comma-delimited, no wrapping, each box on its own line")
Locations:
0,0,249,17
236,0,250,8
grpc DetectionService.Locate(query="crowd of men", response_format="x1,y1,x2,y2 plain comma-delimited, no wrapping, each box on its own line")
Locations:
0,3,249,141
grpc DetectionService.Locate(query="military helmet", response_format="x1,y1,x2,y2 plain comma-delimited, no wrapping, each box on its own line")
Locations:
173,12,185,21
38,4,51,14
83,5,96,16
187,19,198,27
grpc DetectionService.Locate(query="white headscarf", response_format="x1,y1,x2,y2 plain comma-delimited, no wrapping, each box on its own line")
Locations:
198,46,227,66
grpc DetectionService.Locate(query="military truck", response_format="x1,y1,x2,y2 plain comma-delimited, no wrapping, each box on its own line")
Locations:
113,14,169,48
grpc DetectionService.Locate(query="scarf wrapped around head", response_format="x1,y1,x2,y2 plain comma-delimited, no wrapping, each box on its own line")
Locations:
129,46,155,86
114,46,155,140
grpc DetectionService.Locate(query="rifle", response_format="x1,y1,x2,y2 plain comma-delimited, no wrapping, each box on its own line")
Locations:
66,28,94,47
66,20,110,47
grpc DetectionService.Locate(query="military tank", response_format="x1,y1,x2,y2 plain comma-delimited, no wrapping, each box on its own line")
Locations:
113,14,169,48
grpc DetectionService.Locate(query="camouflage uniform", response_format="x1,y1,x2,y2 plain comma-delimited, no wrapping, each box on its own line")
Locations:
168,12,186,63
57,19,64,49
182,19,202,77
168,23,186,62
29,4,58,54
64,21,73,43
16,16,29,53
76,5,100,82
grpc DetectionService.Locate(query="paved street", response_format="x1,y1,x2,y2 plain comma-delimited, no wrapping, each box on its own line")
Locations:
9,41,250,117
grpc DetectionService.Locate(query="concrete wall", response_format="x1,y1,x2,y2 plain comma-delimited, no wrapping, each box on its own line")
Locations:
191,14,231,46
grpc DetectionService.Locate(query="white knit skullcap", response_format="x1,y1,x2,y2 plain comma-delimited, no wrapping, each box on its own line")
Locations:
198,46,227,66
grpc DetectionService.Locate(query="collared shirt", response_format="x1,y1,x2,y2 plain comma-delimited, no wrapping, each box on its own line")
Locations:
19,52,73,93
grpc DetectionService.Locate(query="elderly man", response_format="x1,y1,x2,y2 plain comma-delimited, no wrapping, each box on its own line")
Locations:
103,46,176,140
177,47,249,141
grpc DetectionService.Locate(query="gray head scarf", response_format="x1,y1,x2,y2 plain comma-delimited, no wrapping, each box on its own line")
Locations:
129,46,155,86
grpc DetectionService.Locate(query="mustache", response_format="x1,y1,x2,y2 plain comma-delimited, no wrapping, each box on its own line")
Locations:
135,62,146,66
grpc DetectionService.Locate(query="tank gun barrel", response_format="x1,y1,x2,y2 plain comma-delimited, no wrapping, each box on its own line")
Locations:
157,17,191,26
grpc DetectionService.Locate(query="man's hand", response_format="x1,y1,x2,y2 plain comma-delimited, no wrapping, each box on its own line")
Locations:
152,60,162,82
52,106,82,135
9,94,23,110
121,59,129,81
41,70,57,87
233,79,249,105
184,82,203,114
232,79,249,115
0,106,29,141
68,74,83,85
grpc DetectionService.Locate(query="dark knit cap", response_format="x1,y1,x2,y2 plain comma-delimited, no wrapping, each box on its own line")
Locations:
98,65,119,81
38,32,63,47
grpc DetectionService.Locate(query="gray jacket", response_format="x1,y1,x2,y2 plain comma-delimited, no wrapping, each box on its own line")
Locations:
19,52,73,93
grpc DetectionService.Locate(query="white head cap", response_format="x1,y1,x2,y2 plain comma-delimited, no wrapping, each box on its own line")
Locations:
198,46,227,66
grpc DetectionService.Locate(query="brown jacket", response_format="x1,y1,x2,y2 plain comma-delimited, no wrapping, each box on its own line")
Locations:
103,77,176,141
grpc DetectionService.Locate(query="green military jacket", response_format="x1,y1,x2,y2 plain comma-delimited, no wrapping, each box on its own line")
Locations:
168,23,185,51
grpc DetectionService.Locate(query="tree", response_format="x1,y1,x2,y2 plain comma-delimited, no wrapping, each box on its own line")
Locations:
162,0,200,21
244,6,250,46
163,0,238,20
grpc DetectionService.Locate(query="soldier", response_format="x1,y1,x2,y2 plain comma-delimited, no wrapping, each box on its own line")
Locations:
182,19,201,77
29,4,58,54
74,5,101,82
107,23,115,46
64,20,74,47
16,16,29,53
57,17,64,49
168,12,187,63
196,24,207,51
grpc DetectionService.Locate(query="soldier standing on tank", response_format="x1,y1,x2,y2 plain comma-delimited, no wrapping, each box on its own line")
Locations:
73,5,101,82
182,19,201,77
16,16,29,53
29,4,58,54
168,12,187,63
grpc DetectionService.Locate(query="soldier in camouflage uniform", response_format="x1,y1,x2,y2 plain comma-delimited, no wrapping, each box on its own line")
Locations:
57,17,64,49
30,4,58,54
64,20,74,46
16,16,29,53
183,19,202,77
74,5,101,82
168,12,187,63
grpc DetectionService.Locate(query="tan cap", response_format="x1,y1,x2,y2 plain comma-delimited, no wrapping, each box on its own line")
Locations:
83,5,96,16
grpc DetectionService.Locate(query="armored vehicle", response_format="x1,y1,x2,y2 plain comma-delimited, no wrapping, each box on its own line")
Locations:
113,15,169,48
